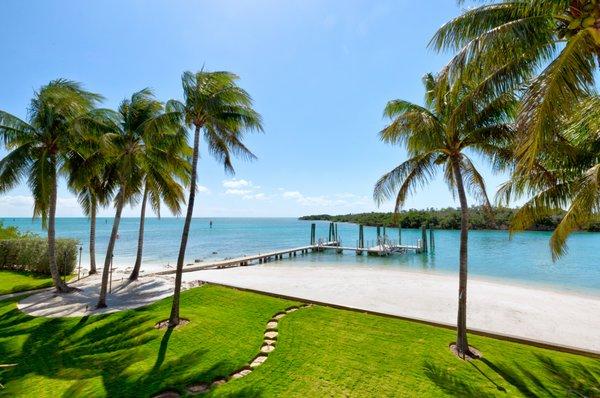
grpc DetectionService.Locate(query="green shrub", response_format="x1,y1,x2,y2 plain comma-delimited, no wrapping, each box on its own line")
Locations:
0,238,78,275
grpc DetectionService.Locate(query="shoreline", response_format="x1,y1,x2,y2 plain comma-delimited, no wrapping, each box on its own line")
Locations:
179,263,600,353
138,257,600,299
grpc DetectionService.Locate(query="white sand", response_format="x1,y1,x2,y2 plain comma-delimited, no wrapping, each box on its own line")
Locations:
181,264,600,353
17,272,177,317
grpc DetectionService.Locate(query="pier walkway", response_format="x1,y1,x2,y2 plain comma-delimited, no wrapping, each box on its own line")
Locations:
154,240,422,276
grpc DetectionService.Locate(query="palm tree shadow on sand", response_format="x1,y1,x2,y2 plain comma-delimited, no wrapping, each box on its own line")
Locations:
424,354,600,397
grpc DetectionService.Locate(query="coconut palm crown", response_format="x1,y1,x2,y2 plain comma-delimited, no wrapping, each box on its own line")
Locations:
430,0,600,168
374,73,516,358
498,95,600,259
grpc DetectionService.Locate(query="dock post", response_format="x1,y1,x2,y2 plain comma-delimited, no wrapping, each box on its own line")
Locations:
334,223,338,243
383,226,386,238
311,223,316,245
328,222,333,242
358,225,364,249
377,226,381,239
430,228,435,252
421,224,428,253
398,226,402,245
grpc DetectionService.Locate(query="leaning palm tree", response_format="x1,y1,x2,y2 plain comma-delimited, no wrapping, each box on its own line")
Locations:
96,88,185,308
65,127,116,275
0,79,102,292
128,119,190,281
430,0,599,167
374,73,516,359
498,95,600,259
167,70,263,327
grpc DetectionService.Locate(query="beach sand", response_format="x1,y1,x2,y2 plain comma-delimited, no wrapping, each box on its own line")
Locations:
181,264,600,353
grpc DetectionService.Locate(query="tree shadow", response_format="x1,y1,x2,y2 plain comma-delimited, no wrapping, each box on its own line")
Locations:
481,354,600,398
424,354,600,398
423,360,499,398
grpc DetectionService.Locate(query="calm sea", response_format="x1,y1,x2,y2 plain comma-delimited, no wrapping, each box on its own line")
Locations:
2,217,599,294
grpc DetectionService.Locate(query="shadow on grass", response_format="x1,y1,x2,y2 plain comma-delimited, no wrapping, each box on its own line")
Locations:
0,300,261,397
0,301,261,397
424,354,600,397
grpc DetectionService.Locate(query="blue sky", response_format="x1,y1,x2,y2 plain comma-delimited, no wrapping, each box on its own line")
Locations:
0,0,510,217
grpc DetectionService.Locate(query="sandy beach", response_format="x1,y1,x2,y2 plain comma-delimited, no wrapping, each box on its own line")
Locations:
180,264,600,353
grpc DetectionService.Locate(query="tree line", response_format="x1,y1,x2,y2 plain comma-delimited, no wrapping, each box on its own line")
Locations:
299,206,597,231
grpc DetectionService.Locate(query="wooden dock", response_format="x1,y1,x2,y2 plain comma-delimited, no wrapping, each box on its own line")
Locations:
154,240,423,276
154,244,322,275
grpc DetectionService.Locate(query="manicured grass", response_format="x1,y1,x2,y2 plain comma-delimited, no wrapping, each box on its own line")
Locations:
0,270,61,295
0,285,598,397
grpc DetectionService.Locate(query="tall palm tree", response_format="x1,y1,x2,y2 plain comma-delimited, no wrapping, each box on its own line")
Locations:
498,95,600,259
373,73,516,359
96,88,185,308
128,119,190,281
167,70,263,327
65,126,116,275
0,79,102,292
430,0,599,167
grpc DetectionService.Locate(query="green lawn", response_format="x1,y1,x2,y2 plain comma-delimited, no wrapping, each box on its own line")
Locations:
0,285,598,397
0,270,64,295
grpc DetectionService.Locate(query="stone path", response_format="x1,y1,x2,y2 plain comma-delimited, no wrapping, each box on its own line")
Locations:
153,303,311,397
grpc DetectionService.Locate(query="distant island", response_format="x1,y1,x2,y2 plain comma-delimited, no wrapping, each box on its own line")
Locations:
299,207,600,232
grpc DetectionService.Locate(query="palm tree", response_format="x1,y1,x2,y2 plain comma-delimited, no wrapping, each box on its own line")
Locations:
498,95,600,259
128,118,190,281
167,70,263,327
0,79,102,292
96,88,185,308
373,73,516,358
65,126,116,275
430,0,599,167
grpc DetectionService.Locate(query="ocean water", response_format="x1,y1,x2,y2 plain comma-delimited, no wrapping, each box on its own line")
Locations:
2,217,599,294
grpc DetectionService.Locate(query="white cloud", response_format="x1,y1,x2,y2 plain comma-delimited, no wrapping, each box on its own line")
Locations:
282,191,370,208
222,179,251,189
243,193,268,201
197,185,210,193
0,194,82,216
222,178,265,200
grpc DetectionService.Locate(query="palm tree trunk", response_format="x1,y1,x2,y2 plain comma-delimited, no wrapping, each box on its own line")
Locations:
129,184,148,281
97,187,126,308
48,155,72,293
168,124,200,327
89,200,97,275
452,158,470,358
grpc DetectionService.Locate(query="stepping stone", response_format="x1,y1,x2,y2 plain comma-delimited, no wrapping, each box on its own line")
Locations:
211,379,226,388
264,339,276,345
266,321,278,329
153,392,180,398
187,383,209,394
264,331,278,339
250,355,268,368
273,313,286,320
286,307,298,313
261,344,275,353
231,369,252,379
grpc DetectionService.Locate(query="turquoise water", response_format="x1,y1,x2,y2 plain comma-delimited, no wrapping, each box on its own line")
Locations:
2,217,599,294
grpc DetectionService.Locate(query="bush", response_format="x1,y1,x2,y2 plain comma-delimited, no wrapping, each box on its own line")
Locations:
0,238,78,275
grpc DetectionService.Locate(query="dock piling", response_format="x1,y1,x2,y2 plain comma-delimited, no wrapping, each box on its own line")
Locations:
430,228,435,252
421,224,428,253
